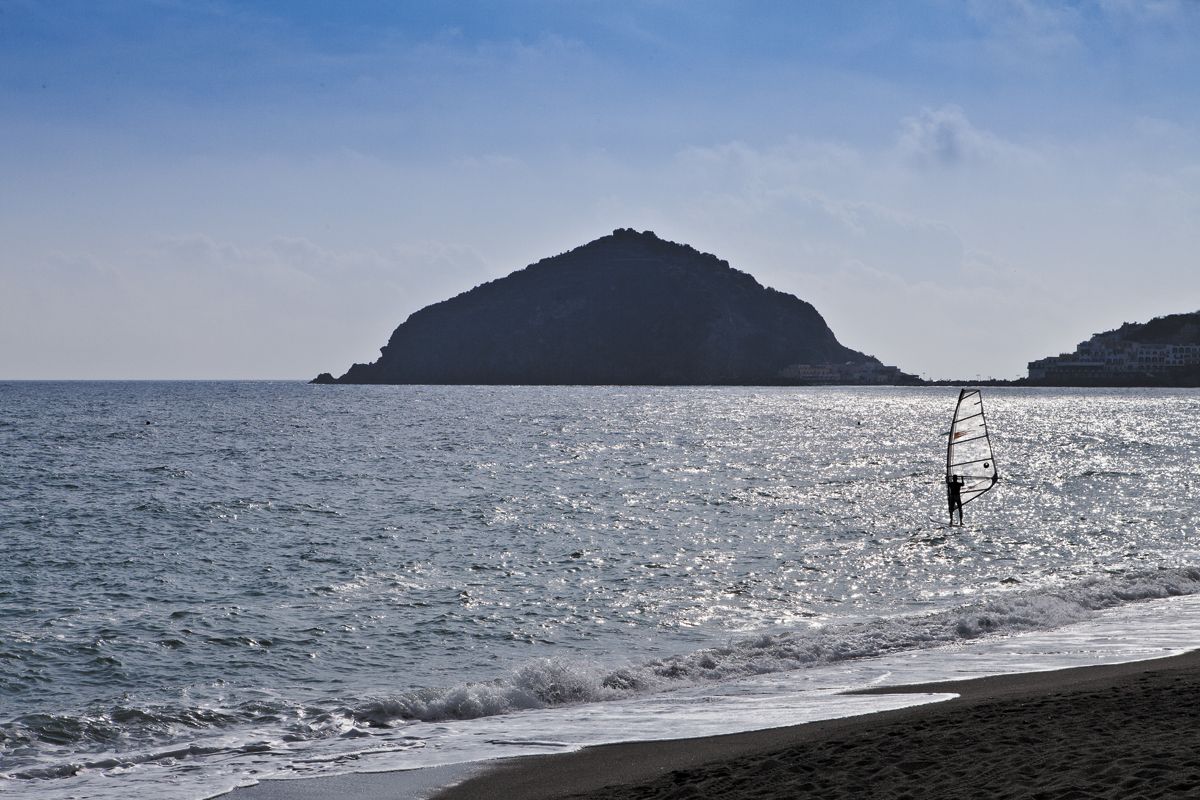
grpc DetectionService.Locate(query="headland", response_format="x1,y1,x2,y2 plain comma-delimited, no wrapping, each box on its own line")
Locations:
314,229,917,386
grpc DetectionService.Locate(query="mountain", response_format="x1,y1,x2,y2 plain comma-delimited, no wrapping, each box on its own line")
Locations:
314,229,914,385
1027,310,1200,386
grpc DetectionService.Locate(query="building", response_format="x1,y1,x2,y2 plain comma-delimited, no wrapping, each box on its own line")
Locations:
779,361,915,385
1028,335,1200,382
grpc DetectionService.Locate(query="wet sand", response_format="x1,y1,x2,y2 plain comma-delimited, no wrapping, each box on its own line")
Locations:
435,650,1200,800
226,763,478,800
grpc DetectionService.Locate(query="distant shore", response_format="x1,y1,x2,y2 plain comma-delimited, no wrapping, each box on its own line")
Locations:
432,650,1200,800
312,377,1200,388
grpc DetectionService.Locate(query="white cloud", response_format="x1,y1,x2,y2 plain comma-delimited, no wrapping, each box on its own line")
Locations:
896,106,1035,169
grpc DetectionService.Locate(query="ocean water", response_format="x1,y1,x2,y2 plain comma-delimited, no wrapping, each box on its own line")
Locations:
2,382,1199,799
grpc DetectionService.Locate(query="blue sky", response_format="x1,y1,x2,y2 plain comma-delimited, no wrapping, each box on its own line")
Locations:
3,0,1199,379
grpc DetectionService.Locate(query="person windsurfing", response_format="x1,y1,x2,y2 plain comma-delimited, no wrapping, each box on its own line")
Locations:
945,389,998,525
947,474,964,525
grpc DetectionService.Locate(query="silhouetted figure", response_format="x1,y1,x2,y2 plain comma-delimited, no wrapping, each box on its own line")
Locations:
947,475,964,525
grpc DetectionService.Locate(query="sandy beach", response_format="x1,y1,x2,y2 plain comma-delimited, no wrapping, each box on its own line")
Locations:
427,650,1200,800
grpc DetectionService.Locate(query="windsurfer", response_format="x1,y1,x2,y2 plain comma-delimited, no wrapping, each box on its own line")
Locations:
947,474,964,525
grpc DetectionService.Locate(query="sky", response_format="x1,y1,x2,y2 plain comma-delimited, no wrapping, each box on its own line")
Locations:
3,0,1199,380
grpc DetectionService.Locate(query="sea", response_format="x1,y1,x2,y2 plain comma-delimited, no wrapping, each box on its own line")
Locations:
2,382,1199,799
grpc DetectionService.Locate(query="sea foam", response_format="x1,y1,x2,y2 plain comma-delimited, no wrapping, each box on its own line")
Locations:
353,565,1200,725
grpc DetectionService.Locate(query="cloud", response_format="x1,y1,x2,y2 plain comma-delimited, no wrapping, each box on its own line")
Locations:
671,135,967,279
645,133,1021,375
649,112,1169,379
896,105,1033,169
966,0,1083,60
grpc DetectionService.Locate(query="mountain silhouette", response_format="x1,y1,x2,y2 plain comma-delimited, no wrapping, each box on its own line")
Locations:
315,229,908,385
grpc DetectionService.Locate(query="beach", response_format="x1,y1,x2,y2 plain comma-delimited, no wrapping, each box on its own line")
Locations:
430,650,1200,800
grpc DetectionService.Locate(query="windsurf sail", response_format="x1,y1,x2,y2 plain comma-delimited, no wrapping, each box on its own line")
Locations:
946,388,998,507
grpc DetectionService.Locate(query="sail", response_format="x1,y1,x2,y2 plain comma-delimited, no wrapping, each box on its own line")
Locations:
946,388,998,506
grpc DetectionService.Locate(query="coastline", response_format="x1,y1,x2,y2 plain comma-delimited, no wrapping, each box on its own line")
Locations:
223,649,1200,800
431,649,1200,800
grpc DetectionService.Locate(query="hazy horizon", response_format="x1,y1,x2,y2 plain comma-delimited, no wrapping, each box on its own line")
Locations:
4,1,1200,381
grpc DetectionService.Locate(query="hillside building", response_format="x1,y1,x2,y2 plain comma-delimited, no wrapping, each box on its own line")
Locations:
1028,334,1200,382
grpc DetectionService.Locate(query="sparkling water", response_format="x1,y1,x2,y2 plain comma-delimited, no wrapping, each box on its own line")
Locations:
2,383,1198,798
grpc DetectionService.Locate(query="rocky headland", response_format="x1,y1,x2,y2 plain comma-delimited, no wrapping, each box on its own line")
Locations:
314,229,916,386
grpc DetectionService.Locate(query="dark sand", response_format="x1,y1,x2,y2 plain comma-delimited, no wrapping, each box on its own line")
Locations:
435,650,1200,800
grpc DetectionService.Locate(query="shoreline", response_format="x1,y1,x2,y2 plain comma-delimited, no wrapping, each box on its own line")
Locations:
432,649,1200,800
225,649,1200,800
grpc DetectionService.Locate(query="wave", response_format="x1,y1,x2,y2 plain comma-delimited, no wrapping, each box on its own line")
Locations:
353,565,1200,724
7,743,229,781
0,702,342,780
7,565,1200,783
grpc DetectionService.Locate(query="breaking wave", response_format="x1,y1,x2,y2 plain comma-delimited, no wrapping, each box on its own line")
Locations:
353,565,1200,724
